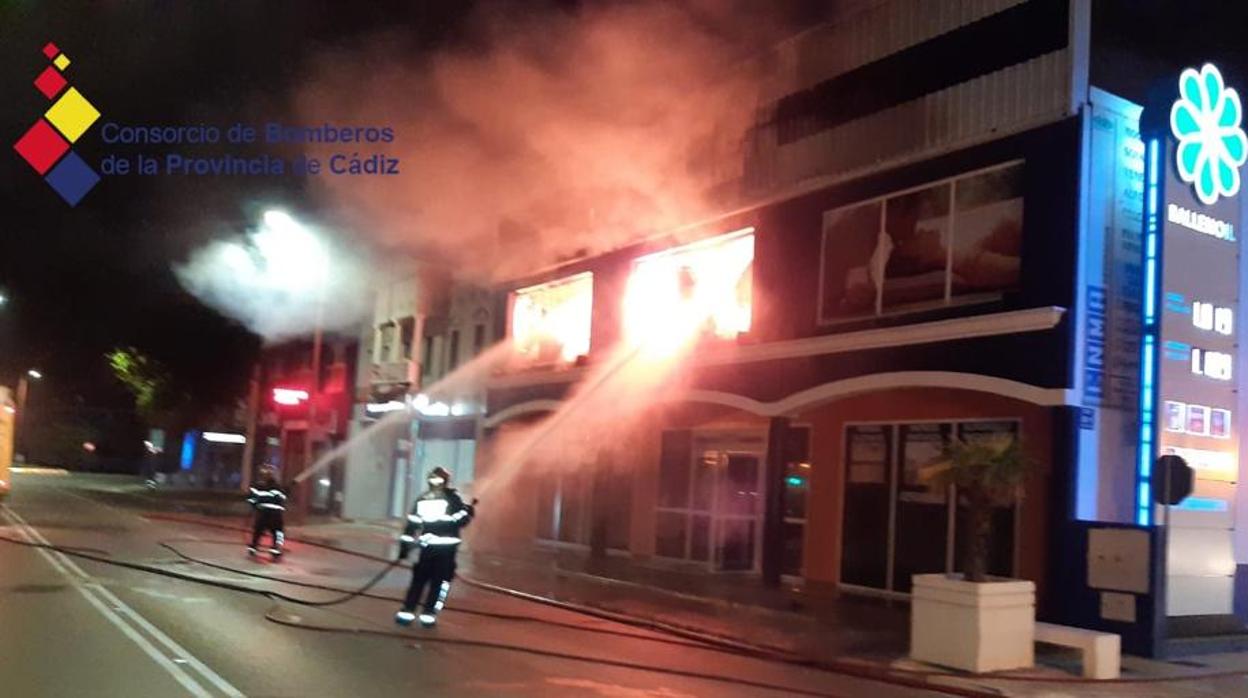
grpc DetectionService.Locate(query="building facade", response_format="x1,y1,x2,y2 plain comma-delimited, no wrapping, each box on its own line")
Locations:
472,0,1248,655
341,265,497,520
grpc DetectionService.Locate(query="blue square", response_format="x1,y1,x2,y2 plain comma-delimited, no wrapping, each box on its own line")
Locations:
44,151,99,206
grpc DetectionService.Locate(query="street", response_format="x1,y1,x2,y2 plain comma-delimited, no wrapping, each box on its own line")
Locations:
0,470,948,698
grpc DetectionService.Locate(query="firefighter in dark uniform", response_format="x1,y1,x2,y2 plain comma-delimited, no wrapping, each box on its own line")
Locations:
395,466,474,627
246,466,287,560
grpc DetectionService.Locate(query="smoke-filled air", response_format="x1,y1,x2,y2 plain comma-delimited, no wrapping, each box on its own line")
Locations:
293,1,776,281
174,211,372,341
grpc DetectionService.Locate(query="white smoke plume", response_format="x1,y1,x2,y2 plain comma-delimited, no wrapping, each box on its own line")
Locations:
174,212,371,341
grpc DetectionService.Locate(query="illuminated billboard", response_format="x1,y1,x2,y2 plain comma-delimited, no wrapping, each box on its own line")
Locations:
623,228,754,354
1138,62,1244,617
509,272,593,365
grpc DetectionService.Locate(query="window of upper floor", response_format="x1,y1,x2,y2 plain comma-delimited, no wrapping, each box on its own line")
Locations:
623,228,754,356
818,161,1023,324
509,272,593,367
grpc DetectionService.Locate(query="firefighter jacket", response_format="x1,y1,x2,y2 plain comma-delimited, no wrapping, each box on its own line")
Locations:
247,483,287,512
399,488,473,558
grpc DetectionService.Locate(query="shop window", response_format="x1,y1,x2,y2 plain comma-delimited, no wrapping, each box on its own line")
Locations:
536,472,591,545
655,430,766,570
839,419,1020,595
819,162,1023,324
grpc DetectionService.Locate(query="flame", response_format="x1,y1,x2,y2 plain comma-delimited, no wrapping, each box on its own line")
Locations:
623,229,754,356
510,272,594,365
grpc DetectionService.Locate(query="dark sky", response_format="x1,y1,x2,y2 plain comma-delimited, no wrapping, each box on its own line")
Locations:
0,0,830,417
0,0,1243,418
0,1,482,412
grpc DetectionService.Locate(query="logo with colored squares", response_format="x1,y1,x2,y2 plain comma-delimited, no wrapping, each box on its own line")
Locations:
12,43,101,206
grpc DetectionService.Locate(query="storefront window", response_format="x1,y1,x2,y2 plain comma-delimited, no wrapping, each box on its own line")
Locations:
819,162,1023,323
840,419,1021,595
655,430,766,570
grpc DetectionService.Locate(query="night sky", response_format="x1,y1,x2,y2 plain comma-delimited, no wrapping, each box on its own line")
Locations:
0,1,1245,430
0,2,483,415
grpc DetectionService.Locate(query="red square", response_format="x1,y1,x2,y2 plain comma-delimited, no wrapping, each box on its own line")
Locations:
13,120,68,174
42,42,59,59
33,66,66,99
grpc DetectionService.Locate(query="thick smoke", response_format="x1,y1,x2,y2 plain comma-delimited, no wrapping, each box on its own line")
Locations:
174,216,371,341
293,1,782,281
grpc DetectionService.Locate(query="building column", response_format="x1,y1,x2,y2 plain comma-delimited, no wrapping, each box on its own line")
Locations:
762,416,791,587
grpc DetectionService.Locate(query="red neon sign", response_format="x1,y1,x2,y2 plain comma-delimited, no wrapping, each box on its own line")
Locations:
272,388,309,406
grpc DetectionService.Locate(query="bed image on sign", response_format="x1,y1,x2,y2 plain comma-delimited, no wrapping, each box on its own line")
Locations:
841,200,1021,312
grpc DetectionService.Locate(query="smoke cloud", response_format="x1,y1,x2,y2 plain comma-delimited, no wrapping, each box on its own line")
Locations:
292,1,786,281
174,214,371,341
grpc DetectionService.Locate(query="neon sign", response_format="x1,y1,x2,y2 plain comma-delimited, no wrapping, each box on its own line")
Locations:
1169,63,1248,205
1192,301,1233,335
1191,347,1233,380
272,387,309,406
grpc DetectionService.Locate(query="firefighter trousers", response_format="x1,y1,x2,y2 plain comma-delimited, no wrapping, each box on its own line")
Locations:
403,545,457,614
251,510,285,552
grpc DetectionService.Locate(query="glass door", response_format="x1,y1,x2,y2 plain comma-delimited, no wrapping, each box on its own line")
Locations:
712,452,762,571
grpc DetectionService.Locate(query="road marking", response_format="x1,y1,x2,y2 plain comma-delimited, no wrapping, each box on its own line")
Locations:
2,505,246,697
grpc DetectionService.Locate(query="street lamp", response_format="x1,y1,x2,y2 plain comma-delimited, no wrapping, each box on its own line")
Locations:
238,210,330,510
15,369,41,463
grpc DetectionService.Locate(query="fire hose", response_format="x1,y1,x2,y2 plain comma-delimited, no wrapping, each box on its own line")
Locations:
0,515,1009,698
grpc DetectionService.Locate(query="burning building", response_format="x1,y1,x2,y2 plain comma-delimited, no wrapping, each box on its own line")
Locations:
463,0,1248,658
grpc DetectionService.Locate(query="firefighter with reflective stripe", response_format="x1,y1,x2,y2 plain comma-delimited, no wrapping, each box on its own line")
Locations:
395,466,474,628
246,466,286,560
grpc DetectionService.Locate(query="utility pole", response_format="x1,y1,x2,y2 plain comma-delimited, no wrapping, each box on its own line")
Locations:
299,300,324,520
239,362,261,493
14,376,27,462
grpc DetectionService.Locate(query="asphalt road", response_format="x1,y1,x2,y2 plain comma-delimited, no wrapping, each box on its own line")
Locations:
0,471,952,698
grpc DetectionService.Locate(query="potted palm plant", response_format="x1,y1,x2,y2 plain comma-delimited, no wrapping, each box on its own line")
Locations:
909,433,1033,673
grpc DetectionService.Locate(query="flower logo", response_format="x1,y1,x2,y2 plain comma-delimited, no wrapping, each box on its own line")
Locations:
1170,63,1248,205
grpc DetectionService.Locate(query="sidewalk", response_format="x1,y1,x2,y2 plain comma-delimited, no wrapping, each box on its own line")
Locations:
82,481,1248,697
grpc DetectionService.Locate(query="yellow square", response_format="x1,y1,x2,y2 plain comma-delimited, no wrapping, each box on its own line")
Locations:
53,54,70,71
44,88,99,143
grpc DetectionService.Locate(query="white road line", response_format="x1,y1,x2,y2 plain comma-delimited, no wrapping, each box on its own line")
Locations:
2,505,246,698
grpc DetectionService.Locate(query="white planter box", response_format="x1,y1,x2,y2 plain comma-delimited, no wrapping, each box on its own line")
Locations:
910,573,1035,673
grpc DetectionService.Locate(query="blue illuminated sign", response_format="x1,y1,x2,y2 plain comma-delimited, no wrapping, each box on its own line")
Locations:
1136,138,1162,526
1170,64,1248,205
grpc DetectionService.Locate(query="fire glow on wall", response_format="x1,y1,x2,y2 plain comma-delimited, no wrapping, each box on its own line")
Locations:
623,227,754,355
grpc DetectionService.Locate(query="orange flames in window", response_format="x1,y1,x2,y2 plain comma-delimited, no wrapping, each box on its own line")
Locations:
623,229,754,356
